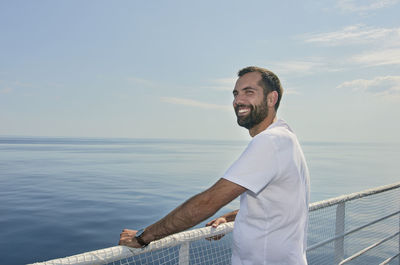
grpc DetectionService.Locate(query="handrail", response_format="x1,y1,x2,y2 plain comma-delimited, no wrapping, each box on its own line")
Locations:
29,182,400,265
307,181,400,265
309,182,400,211
30,222,235,265
380,253,400,265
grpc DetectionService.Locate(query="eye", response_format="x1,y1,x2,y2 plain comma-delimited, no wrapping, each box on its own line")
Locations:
246,90,254,95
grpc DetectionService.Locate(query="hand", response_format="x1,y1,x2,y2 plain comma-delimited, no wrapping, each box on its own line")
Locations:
205,217,227,241
119,229,142,248
206,217,227,228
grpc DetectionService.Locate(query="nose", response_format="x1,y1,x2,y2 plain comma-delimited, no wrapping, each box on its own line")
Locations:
233,94,245,107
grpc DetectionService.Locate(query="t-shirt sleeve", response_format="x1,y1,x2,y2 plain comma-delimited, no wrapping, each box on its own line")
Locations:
222,134,279,194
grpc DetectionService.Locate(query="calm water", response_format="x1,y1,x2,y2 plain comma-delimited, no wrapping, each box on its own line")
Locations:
0,137,399,264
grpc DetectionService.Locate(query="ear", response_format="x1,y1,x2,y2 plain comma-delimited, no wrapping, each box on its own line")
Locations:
267,91,278,108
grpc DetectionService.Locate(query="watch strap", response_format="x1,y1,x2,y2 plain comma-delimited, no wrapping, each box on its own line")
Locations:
135,228,149,247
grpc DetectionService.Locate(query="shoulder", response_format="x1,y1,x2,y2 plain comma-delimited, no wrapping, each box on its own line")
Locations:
253,119,298,151
247,132,276,155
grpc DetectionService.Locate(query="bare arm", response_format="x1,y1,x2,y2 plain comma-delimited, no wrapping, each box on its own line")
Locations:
119,178,245,248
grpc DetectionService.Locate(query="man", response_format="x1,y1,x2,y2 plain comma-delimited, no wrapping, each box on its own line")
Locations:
119,66,310,265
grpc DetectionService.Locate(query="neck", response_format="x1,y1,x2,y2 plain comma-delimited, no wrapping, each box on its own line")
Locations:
249,114,276,137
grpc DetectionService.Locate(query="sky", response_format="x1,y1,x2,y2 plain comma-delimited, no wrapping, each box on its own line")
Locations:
1,0,399,142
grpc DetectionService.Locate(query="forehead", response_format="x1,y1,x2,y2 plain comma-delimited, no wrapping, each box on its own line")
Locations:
234,72,263,91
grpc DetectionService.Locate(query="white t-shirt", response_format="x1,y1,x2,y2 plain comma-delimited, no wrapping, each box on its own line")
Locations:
223,119,310,265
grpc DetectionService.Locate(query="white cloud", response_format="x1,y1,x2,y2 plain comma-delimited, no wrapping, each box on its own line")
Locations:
271,60,326,75
126,76,157,87
202,78,236,91
351,48,400,66
284,87,301,95
0,87,13,94
214,78,236,86
13,81,36,88
161,97,231,111
336,0,399,12
301,25,400,67
303,24,400,46
337,76,400,96
269,57,348,76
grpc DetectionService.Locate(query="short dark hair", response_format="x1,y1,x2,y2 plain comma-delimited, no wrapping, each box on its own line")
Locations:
238,66,283,111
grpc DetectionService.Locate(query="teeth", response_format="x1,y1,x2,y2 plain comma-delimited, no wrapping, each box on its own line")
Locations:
238,109,249,113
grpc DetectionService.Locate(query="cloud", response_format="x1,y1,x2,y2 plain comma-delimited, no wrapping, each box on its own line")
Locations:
201,78,236,91
300,25,400,67
283,87,301,95
269,57,348,77
336,0,399,12
337,76,400,96
161,97,231,111
0,87,13,94
126,76,157,87
271,60,326,75
13,81,36,88
350,48,400,66
303,24,400,46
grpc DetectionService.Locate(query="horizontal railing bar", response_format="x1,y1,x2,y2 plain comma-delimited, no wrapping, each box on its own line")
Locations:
379,253,400,265
30,222,235,265
339,232,399,264
307,210,399,251
309,182,400,211
29,183,400,265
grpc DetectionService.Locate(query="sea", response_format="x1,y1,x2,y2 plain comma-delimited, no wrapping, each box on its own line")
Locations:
0,137,399,265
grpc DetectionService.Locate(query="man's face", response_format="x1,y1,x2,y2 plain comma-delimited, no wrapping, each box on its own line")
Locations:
233,72,268,129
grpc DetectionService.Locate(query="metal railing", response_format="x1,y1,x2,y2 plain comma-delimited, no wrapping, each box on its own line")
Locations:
30,182,400,265
307,182,400,264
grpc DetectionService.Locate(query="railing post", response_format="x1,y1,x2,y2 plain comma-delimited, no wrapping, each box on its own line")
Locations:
335,202,346,264
179,242,190,265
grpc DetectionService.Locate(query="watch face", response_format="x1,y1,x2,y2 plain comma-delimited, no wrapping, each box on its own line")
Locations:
135,228,149,247
136,228,145,238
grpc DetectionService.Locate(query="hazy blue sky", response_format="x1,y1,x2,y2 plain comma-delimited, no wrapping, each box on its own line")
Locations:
1,0,399,142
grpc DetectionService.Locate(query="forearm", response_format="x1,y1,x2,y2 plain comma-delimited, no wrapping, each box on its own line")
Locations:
143,190,220,243
120,178,245,247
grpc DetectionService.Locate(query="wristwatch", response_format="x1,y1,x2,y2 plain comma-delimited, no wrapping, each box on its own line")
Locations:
135,228,149,247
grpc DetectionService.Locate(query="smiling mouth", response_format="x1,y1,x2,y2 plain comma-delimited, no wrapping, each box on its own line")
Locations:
236,107,251,116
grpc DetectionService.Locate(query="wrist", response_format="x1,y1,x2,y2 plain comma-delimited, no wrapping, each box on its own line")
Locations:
135,228,151,247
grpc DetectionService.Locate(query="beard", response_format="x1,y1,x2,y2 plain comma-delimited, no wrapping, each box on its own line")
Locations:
235,100,269,129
